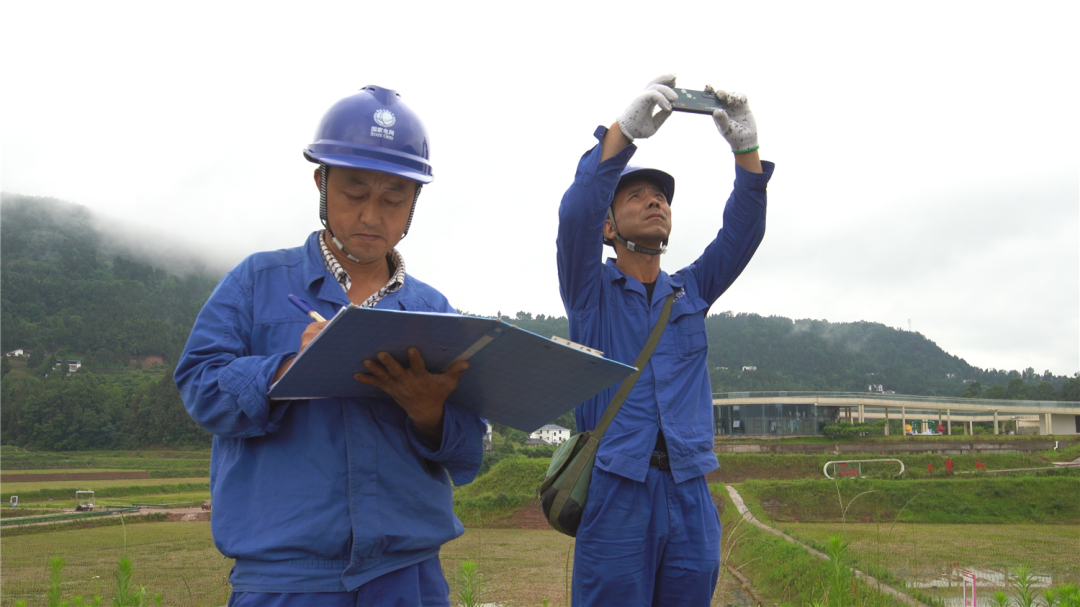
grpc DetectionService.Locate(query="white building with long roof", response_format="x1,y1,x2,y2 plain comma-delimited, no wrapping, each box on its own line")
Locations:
530,424,571,445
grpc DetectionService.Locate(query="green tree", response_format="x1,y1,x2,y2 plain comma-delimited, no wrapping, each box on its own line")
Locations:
1006,378,1026,399
27,347,43,369
1061,376,1080,401
962,381,983,398
551,410,578,434
1036,381,1056,401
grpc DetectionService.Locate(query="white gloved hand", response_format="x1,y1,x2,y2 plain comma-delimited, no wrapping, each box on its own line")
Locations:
707,85,759,153
617,75,678,142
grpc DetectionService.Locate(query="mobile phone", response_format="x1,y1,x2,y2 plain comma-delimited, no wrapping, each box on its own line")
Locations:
671,88,723,114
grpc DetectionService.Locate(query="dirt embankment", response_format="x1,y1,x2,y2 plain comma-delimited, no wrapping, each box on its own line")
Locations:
0,471,151,483
505,502,552,530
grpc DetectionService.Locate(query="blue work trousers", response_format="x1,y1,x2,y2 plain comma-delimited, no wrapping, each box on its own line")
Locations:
572,466,721,606
226,556,449,607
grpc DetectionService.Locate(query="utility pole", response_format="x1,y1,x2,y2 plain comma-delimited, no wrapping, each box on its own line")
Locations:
908,319,912,332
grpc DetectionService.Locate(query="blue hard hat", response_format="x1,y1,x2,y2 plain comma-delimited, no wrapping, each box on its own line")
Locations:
616,166,675,206
304,85,432,184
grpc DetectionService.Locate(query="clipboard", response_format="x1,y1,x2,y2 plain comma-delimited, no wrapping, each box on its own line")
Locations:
268,306,635,432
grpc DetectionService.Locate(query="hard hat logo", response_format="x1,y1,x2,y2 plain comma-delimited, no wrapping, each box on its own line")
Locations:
305,85,432,239
373,109,396,128
303,85,433,184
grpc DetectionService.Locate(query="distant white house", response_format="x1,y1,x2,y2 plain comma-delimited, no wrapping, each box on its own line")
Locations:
5,349,25,357
867,384,884,393
530,424,570,445
482,422,493,452
741,366,757,372
52,359,82,376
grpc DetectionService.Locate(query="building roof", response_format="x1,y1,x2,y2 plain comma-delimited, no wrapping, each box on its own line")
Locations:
535,424,569,432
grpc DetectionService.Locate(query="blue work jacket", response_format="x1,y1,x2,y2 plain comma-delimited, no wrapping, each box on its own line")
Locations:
557,126,774,484
175,231,485,593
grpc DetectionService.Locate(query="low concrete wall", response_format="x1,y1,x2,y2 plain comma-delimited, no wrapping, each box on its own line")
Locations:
714,438,1080,455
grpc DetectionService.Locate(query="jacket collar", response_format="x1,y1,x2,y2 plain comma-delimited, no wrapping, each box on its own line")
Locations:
603,257,684,303
301,231,413,310
302,231,350,308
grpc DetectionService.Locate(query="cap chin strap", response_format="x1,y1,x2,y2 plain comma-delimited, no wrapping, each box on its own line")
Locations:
606,207,667,255
318,163,423,262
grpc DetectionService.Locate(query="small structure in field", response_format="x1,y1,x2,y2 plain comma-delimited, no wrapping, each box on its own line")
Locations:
75,490,95,511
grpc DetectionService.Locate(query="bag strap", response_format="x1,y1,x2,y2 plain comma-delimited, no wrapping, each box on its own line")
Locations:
591,292,675,439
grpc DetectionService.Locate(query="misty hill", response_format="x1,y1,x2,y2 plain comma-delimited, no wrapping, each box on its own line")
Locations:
1,194,218,449
501,312,1074,399
1,194,219,368
1,194,1074,451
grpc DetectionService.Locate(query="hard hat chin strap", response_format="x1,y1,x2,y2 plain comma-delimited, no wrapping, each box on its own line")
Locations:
606,207,667,256
318,164,423,262
402,184,421,238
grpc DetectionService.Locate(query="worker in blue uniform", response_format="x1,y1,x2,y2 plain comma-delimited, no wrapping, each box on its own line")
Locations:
557,75,775,606
175,86,485,607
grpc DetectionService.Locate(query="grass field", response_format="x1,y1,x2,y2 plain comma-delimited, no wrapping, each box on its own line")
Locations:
1,520,231,607
0,449,211,480
3,444,1076,606
0,508,55,519
1,523,750,607
7,492,212,510
736,475,1080,524
1,469,130,476
7,493,210,510
712,485,913,607
441,527,755,607
710,451,1071,483
717,435,1080,445
781,521,1080,600
2,477,210,495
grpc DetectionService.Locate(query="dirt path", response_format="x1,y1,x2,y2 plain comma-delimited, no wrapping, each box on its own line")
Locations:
5,506,210,527
724,484,930,607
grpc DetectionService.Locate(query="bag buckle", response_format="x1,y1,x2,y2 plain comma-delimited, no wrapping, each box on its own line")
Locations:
649,451,670,471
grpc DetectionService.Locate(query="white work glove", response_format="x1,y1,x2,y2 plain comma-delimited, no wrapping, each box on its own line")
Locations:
707,85,759,153
617,75,678,142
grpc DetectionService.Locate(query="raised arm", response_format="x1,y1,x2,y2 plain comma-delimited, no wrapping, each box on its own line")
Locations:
687,87,775,302
557,75,678,312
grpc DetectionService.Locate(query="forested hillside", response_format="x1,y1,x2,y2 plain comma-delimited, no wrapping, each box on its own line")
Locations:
503,312,1076,399
1,195,1075,451
1,195,219,449
1,195,219,367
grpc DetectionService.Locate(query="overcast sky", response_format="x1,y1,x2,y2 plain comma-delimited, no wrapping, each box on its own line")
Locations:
2,1,1077,376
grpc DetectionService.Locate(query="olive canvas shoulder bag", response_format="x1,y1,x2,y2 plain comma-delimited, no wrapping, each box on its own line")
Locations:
537,293,675,536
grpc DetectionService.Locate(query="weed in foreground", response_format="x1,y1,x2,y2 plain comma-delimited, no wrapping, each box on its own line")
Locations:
13,556,161,607
823,535,854,607
455,560,484,607
988,567,1079,607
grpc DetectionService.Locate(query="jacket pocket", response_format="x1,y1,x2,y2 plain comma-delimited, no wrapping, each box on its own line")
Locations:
672,297,710,360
